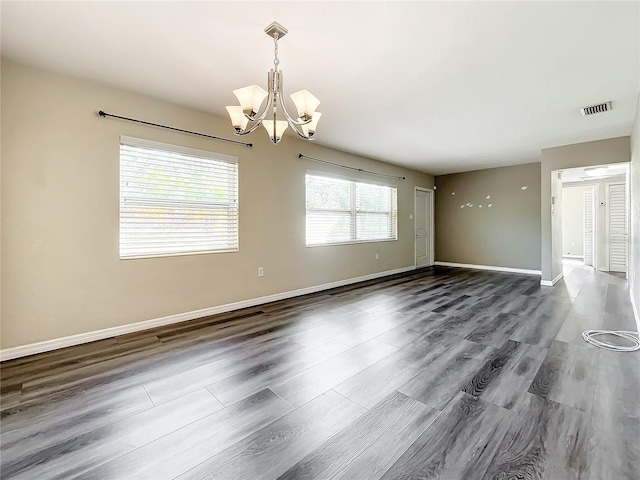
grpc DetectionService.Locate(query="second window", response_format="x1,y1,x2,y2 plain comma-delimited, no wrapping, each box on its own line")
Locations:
306,173,398,246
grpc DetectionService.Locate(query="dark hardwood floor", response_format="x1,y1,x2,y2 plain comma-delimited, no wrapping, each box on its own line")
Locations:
1,261,639,479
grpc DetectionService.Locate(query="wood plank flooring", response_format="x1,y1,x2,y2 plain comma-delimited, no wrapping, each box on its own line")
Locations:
1,261,639,479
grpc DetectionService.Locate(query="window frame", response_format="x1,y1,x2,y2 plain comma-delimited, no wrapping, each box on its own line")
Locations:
119,135,239,260
305,170,398,247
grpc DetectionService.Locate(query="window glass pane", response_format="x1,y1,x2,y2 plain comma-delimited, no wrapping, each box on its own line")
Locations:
306,175,351,211
306,212,352,245
356,183,390,212
357,213,393,240
120,140,238,258
306,173,397,246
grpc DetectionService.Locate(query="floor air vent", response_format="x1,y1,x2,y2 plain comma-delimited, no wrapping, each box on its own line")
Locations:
580,102,612,116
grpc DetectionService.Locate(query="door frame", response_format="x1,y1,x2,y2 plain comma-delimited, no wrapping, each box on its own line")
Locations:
414,187,435,268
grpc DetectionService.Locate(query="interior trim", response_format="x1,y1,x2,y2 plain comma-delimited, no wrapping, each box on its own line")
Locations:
0,265,416,361
541,272,564,287
631,291,640,334
434,261,541,276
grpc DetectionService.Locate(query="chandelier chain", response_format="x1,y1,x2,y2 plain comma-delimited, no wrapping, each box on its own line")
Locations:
273,33,280,71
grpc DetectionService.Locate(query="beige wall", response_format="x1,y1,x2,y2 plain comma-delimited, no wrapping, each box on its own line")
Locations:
562,186,588,257
0,58,434,350
630,93,640,328
434,162,541,271
541,137,631,282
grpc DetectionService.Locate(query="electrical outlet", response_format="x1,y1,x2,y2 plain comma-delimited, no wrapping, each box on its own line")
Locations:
375,253,380,260
258,267,264,277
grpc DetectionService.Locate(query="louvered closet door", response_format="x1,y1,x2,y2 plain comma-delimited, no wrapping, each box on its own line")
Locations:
583,190,594,267
415,189,431,267
607,183,627,273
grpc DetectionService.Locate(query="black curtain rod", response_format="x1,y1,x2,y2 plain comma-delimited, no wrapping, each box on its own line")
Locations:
98,110,252,148
298,154,406,180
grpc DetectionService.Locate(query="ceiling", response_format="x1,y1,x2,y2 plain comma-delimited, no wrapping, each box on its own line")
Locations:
2,1,639,175
561,163,629,183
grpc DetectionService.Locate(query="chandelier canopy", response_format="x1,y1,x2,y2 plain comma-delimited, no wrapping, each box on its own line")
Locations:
226,22,322,144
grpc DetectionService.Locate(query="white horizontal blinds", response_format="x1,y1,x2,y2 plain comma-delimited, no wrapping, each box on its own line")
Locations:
306,173,398,246
120,138,238,258
356,182,397,241
306,175,353,245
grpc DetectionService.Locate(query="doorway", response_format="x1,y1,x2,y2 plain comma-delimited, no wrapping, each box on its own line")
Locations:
415,187,434,267
557,163,629,274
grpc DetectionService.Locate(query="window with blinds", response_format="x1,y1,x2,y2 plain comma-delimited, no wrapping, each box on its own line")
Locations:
119,136,239,259
306,173,398,246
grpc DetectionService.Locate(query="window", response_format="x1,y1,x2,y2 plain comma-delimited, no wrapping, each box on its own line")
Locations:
306,172,398,246
120,136,238,258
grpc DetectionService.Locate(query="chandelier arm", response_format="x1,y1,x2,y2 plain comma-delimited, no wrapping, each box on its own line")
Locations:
288,122,316,140
275,71,313,127
233,75,278,136
240,70,276,123
278,98,313,127
242,107,270,123
234,103,272,135
240,99,272,132
232,119,264,136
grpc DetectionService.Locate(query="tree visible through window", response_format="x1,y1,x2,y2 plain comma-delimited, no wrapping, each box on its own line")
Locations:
306,173,397,246
119,136,239,258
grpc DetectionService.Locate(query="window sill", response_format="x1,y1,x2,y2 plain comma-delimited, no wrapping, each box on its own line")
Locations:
120,248,239,260
306,238,397,248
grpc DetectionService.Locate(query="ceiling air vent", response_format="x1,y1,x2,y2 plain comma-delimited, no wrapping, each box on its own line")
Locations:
580,102,612,116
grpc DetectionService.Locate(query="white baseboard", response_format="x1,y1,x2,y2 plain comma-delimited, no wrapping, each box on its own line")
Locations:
563,255,584,259
541,272,564,287
0,265,416,362
631,291,640,335
434,261,541,276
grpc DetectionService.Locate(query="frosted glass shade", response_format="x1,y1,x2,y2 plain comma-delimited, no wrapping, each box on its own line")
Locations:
290,90,320,121
302,112,322,138
233,85,268,118
262,120,289,144
226,106,249,132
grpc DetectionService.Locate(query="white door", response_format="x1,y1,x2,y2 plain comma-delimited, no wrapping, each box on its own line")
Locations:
583,188,594,267
607,183,627,273
415,188,433,267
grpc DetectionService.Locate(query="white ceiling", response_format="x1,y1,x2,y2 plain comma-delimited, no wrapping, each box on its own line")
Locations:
561,163,629,183
2,1,639,175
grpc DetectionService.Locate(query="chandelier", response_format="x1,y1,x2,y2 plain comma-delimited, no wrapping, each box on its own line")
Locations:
226,22,322,144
